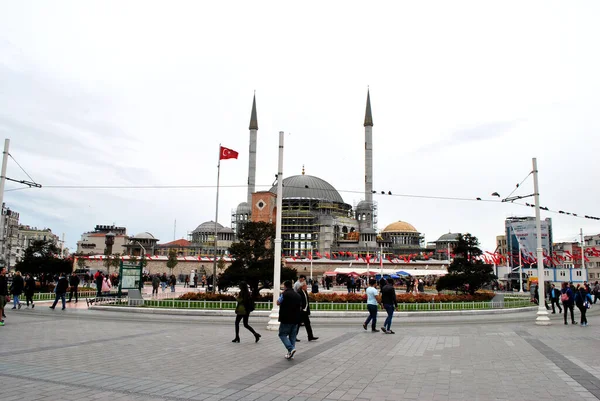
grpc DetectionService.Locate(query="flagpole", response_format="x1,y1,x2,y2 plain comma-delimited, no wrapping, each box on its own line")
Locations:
379,243,383,276
212,143,221,293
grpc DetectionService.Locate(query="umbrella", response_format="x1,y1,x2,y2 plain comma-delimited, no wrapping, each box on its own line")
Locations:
390,274,400,279
396,270,410,276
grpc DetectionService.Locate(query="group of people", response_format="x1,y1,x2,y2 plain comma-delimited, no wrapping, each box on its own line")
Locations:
230,275,319,361
546,281,595,326
364,278,399,334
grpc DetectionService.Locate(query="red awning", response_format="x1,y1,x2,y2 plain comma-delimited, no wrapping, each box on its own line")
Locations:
323,271,338,276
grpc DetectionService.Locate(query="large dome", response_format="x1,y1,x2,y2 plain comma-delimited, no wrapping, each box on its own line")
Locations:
382,221,418,233
192,221,223,234
269,175,345,204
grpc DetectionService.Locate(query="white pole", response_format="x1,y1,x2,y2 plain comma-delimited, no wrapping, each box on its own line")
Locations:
212,144,221,293
309,243,313,282
580,228,586,280
267,131,284,330
518,248,524,293
379,243,383,276
0,139,9,269
533,158,550,325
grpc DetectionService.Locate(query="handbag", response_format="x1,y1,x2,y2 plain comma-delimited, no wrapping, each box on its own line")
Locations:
560,293,568,302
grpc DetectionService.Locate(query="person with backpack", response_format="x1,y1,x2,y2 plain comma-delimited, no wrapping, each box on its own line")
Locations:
151,274,160,296
560,282,576,325
593,281,599,305
9,271,24,310
231,282,260,343
574,287,592,326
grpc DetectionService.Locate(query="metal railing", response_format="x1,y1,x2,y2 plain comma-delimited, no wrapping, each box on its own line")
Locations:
28,290,120,301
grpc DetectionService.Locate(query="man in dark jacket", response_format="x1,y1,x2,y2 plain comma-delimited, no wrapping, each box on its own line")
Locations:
380,278,398,334
278,280,301,360
68,273,80,303
95,272,103,298
549,283,562,314
24,273,36,309
50,273,69,310
0,267,8,325
297,282,318,342
10,271,24,309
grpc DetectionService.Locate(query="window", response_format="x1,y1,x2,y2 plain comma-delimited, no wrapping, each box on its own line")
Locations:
589,273,595,279
576,271,582,277
544,271,549,276
560,271,566,277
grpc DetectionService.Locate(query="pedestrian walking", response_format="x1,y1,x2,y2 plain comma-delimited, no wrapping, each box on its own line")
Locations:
311,280,319,294
296,281,318,342
9,271,24,310
159,273,168,292
95,272,103,298
549,284,562,314
102,275,112,296
67,272,80,303
278,280,301,360
560,282,576,325
593,281,599,304
151,274,160,296
184,276,190,288
169,274,176,292
380,278,398,334
50,273,69,310
193,274,198,288
0,267,8,326
24,273,35,309
362,279,379,332
575,287,592,326
231,282,260,343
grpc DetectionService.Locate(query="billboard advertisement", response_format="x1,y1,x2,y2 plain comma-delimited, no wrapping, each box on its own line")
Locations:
507,219,551,262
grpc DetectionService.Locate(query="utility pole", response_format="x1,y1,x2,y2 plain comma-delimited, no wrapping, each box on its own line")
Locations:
533,157,550,325
580,228,587,280
0,139,9,269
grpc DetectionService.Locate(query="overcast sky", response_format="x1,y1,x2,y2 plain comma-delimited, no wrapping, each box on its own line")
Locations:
1,1,599,252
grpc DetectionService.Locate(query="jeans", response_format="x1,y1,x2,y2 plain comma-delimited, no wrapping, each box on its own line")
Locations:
51,293,66,309
550,298,562,313
563,303,575,323
383,304,395,331
13,295,20,307
171,285,175,292
365,304,378,329
578,304,588,325
278,323,298,352
160,282,166,292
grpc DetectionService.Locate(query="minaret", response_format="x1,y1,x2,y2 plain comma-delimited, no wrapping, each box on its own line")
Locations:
248,93,258,204
364,89,374,212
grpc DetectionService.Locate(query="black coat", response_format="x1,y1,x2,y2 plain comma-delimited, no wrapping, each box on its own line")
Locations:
278,288,301,324
299,289,311,315
10,275,24,295
69,275,80,287
381,284,398,307
24,277,36,296
0,274,7,296
56,277,69,294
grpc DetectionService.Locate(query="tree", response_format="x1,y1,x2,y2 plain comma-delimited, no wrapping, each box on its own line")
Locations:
14,239,72,276
218,221,297,296
103,251,121,274
76,256,87,270
436,233,496,295
166,249,178,275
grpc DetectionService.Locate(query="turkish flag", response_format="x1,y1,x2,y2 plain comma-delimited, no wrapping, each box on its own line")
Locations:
219,146,239,160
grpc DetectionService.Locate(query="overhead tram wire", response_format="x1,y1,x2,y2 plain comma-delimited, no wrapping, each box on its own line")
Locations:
20,182,598,219
8,153,39,185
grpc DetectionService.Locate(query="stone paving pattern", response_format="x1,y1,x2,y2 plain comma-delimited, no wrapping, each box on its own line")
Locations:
1,306,599,401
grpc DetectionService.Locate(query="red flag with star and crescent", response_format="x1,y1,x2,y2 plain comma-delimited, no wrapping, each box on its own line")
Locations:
219,146,239,160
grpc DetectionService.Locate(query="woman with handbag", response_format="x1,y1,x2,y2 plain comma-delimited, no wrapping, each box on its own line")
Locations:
560,282,576,325
574,287,592,326
232,282,260,343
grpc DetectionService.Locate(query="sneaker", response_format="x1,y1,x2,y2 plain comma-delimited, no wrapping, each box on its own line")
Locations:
388,330,395,334
295,338,301,342
363,323,367,330
18,304,21,310
11,307,16,310
0,321,4,326
289,349,296,359
308,337,319,341
381,327,386,333
31,304,34,309
284,352,291,360
49,306,55,310
564,322,568,325
371,328,378,332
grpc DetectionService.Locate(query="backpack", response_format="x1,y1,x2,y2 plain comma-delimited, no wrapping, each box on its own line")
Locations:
247,298,256,313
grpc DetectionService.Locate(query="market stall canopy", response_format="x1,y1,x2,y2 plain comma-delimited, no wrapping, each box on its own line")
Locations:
323,271,338,276
334,267,447,277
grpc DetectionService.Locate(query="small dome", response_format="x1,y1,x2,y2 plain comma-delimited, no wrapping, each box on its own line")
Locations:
356,200,373,211
436,232,461,242
269,174,345,204
193,221,223,234
236,202,251,214
382,221,418,233
219,227,234,234
132,232,155,239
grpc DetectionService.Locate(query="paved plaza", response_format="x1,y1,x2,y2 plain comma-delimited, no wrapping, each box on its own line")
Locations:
1,305,599,401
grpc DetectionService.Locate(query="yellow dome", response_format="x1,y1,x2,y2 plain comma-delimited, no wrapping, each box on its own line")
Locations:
382,221,418,233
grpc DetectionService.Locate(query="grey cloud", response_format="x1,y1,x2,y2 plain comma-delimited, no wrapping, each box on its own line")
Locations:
418,120,521,152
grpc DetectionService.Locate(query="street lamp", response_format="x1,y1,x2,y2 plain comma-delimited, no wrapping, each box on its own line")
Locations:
105,232,115,256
